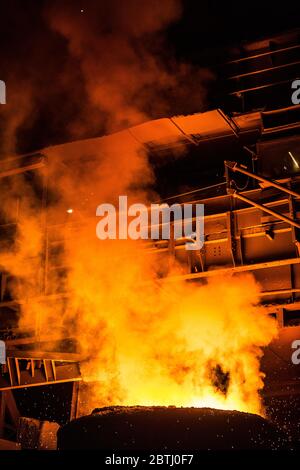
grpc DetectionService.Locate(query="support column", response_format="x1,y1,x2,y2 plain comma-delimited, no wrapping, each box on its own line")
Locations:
0,391,5,438
70,381,80,421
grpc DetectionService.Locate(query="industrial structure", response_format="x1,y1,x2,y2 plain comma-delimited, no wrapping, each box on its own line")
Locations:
1,29,300,443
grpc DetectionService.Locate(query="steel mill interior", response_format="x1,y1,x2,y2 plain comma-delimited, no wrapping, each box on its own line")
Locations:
1,19,300,453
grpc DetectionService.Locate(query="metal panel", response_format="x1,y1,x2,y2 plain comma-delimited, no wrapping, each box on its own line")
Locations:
0,355,81,391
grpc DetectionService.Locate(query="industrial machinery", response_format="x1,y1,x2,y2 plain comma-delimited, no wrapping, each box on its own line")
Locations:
1,29,300,443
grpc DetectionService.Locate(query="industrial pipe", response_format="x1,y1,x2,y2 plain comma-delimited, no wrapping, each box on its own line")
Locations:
232,191,300,229
225,160,300,199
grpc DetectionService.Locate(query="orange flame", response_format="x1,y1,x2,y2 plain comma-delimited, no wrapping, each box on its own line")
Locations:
65,233,277,415
0,132,278,417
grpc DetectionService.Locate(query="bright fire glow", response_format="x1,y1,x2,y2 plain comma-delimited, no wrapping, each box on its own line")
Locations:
0,133,278,417
63,232,278,416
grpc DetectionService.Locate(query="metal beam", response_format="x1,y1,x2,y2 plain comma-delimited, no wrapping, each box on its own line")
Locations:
225,161,300,199
0,393,5,438
6,350,82,362
0,362,81,391
227,59,300,81
228,78,293,96
70,382,80,421
226,43,300,65
233,191,300,229
0,160,45,179
5,333,74,347
163,257,300,282
261,288,300,297
2,391,20,429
